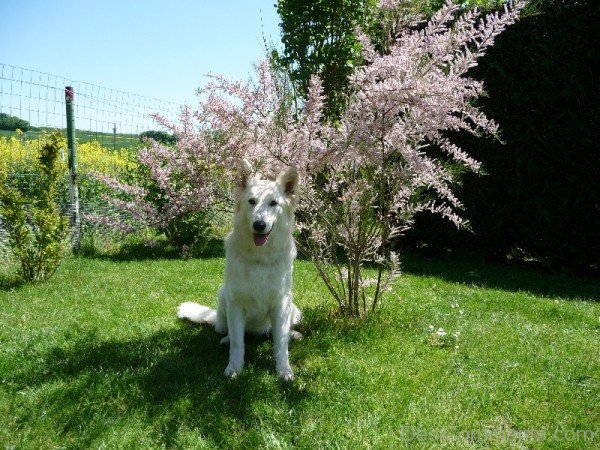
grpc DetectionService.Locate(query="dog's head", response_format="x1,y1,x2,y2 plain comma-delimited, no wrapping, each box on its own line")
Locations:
234,159,299,247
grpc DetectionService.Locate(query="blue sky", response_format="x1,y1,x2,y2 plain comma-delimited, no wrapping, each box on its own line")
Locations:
0,0,282,107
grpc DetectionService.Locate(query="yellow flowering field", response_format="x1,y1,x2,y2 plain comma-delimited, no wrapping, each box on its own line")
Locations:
0,131,137,179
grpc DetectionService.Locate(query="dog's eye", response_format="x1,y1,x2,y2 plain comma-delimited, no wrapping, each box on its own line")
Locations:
269,200,278,207
248,199,256,206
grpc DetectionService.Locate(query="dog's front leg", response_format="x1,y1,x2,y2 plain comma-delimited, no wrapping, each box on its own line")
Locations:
224,303,245,378
271,299,294,381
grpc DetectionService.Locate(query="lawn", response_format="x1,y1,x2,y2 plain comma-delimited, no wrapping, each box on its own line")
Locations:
0,252,598,449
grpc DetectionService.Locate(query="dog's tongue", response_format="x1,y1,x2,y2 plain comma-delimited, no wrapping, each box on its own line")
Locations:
253,233,268,246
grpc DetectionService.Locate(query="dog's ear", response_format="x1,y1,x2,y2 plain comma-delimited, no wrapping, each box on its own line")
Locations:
236,158,253,190
277,166,299,203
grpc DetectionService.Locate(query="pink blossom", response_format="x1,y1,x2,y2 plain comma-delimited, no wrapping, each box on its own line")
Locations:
91,1,523,315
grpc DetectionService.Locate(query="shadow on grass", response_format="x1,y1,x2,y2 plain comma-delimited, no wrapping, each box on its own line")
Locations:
7,321,312,447
402,252,600,302
78,238,225,262
0,273,26,290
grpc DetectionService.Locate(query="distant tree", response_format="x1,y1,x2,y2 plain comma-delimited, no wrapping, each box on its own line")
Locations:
139,130,177,145
275,0,379,120
275,0,505,120
0,113,30,132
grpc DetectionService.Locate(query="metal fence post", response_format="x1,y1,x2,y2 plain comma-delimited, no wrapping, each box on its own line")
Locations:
65,86,80,251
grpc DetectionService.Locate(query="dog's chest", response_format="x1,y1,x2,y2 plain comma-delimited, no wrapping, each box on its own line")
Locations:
227,254,291,305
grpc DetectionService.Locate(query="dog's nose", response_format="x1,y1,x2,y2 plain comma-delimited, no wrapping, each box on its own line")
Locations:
253,220,267,232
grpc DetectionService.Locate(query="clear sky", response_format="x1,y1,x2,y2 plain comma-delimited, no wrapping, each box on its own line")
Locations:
0,0,282,107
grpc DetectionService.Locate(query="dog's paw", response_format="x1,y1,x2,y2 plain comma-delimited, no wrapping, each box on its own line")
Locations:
277,368,294,382
220,336,230,346
290,330,303,341
224,364,241,378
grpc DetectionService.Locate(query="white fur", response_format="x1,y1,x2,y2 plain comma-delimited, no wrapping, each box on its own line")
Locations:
177,160,301,381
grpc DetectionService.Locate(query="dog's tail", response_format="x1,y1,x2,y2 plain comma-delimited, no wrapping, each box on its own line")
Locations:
177,302,217,326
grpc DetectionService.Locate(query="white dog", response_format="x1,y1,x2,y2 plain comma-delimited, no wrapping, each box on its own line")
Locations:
177,159,301,381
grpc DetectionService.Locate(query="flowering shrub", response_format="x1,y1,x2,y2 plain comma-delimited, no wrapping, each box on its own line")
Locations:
94,0,524,316
86,135,225,242
299,0,525,315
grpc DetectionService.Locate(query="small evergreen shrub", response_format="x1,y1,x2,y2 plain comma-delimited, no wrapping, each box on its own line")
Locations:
0,131,70,282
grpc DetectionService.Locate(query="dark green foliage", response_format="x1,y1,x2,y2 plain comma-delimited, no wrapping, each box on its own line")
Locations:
0,131,69,282
415,0,505,16
406,0,600,273
275,0,505,120
139,130,177,146
163,210,214,257
0,113,30,132
276,0,379,119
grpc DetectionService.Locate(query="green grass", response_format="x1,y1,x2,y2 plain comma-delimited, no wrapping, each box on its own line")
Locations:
0,253,598,449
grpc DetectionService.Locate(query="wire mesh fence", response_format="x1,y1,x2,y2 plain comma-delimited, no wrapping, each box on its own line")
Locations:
0,62,183,256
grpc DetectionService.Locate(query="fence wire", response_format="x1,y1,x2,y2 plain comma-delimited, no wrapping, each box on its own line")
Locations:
0,63,183,256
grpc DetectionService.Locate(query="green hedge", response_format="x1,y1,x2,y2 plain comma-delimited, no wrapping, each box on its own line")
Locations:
405,0,600,273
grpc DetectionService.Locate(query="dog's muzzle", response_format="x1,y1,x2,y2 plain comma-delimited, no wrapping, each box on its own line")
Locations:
252,221,269,246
